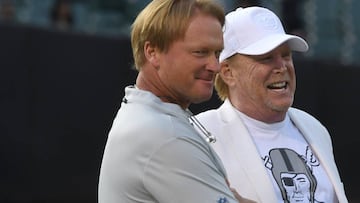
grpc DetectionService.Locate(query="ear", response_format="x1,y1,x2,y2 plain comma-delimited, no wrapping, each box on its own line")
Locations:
219,60,235,87
144,41,160,68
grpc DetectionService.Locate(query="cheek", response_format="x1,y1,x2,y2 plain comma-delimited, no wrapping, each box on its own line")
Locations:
241,68,262,85
233,71,251,89
292,73,296,84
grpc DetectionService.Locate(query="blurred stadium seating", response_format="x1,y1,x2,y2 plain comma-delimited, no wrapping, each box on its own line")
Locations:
2,0,359,66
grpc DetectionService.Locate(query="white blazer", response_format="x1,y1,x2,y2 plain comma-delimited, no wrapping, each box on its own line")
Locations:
195,99,349,203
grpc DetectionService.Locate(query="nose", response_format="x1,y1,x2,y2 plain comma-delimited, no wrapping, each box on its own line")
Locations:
273,56,288,73
206,53,221,73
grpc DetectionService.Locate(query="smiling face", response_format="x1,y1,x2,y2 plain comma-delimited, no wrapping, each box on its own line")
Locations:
220,43,295,122
145,12,223,108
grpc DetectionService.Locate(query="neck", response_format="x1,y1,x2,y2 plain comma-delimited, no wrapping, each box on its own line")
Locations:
136,71,189,109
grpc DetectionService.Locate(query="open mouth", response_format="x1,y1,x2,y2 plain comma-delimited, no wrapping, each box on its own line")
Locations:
267,81,287,90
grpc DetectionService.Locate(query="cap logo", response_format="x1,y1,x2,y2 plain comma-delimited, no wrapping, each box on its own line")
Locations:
253,12,279,31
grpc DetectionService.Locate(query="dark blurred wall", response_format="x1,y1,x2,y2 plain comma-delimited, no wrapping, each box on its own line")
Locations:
0,23,136,202
0,23,359,202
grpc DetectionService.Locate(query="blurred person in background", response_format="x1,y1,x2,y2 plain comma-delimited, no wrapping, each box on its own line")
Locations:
195,6,349,203
281,0,307,39
0,0,16,23
50,0,73,31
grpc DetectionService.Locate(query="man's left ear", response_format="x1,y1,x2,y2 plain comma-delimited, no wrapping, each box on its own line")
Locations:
144,42,159,67
219,61,235,85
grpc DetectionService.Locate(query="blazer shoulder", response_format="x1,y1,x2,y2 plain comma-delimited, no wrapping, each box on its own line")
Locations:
289,107,322,124
195,108,220,122
289,107,328,134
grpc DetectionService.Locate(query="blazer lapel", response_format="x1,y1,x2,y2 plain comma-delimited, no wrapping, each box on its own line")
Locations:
218,101,278,202
288,109,348,203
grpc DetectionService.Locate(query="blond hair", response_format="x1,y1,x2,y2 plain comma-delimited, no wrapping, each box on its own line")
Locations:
214,72,228,101
131,0,225,71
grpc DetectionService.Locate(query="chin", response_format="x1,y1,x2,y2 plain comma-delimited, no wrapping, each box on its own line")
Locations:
268,100,292,112
273,104,291,112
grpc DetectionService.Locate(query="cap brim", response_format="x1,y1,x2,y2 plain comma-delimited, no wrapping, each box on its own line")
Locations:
236,34,309,55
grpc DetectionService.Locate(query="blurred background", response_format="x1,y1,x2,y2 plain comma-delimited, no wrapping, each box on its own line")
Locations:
1,0,359,202
1,0,359,66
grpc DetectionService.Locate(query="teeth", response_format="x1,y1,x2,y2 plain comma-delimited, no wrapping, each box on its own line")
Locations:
269,82,286,89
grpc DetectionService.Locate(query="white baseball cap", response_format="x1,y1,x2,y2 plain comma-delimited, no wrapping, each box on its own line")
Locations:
219,6,309,62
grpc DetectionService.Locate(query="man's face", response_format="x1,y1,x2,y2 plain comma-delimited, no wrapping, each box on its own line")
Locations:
224,43,296,122
156,13,224,108
281,173,311,203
